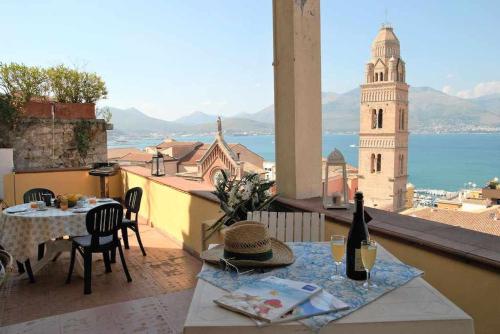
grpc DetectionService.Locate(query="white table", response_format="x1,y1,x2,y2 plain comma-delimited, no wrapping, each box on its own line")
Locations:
184,245,474,334
0,200,118,279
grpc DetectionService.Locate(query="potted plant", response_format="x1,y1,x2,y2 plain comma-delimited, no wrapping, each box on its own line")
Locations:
205,170,277,241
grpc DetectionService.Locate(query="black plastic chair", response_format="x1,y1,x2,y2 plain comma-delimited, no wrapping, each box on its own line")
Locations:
66,203,132,295
121,187,146,256
23,188,55,204
17,188,56,283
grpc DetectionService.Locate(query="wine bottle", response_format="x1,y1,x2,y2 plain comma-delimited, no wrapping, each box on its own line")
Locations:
346,191,370,280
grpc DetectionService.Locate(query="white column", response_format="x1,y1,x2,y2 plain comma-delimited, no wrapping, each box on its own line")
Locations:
272,0,323,199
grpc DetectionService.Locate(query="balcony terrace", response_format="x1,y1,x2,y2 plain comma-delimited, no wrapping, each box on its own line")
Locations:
0,222,200,332
1,1,499,334
0,165,499,333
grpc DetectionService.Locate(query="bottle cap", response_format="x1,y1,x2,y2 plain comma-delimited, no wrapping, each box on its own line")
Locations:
355,191,364,200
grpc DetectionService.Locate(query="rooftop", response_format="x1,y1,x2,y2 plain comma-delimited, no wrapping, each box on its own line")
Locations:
406,206,500,237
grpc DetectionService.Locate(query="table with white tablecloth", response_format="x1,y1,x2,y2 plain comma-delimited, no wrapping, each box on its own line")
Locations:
0,200,119,278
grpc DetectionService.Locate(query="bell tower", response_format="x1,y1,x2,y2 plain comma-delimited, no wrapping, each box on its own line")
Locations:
358,25,409,212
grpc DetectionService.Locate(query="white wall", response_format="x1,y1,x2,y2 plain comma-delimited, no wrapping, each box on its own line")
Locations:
0,149,14,200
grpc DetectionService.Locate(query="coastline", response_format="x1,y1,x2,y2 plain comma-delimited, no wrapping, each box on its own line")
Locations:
108,132,500,192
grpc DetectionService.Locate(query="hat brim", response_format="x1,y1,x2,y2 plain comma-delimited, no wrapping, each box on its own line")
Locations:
200,238,295,267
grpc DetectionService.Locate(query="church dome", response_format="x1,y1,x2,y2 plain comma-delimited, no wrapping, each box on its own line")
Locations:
327,148,345,164
373,26,399,44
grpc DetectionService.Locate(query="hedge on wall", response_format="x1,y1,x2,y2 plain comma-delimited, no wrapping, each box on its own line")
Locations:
0,62,108,125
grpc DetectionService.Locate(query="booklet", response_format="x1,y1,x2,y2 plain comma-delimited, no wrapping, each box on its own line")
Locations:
255,290,350,326
214,276,322,322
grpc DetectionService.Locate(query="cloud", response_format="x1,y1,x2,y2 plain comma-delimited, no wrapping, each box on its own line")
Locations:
442,85,454,95
456,81,500,99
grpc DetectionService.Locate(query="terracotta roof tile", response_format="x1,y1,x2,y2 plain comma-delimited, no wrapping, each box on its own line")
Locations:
179,144,210,165
156,140,201,149
108,147,144,159
407,207,500,236
120,152,154,162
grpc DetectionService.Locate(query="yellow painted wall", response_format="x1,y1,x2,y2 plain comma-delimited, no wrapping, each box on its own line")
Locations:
5,168,497,334
325,220,500,334
120,170,221,255
120,171,499,334
2,170,122,205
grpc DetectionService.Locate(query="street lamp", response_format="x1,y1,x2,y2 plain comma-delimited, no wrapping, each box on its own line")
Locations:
151,150,165,176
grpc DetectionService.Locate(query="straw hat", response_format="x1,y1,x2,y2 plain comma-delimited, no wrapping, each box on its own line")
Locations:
201,221,295,267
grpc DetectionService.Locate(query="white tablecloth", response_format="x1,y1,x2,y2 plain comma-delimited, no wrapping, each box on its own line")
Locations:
0,201,117,262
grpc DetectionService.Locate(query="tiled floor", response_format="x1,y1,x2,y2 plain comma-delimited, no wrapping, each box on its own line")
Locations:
0,223,201,332
0,289,194,334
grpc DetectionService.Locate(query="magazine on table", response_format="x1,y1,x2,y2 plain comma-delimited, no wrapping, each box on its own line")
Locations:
254,290,350,326
214,276,322,322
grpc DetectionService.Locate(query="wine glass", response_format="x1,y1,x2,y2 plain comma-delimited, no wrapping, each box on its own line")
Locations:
29,201,38,211
88,196,97,205
330,235,345,280
361,239,378,288
60,198,69,211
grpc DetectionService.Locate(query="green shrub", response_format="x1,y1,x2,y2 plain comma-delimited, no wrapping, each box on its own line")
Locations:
47,65,107,103
0,94,18,127
0,63,108,126
0,62,49,103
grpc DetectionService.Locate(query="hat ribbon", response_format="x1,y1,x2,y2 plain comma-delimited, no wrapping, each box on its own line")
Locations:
223,249,273,261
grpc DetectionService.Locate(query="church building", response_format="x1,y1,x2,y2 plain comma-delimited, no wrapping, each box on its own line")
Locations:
147,117,265,185
358,25,409,211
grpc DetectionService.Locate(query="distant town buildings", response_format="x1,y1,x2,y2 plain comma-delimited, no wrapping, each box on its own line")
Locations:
357,25,409,212
403,185,500,236
109,117,265,186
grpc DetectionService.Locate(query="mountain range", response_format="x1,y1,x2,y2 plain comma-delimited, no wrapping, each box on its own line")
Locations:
107,86,500,136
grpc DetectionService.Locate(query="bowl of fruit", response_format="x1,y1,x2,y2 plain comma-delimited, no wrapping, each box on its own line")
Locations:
55,194,84,208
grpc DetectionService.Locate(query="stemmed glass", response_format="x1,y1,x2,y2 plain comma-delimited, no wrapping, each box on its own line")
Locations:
88,196,97,206
361,239,378,288
330,235,345,280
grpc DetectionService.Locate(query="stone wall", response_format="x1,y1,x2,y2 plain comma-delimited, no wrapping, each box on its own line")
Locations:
4,118,107,170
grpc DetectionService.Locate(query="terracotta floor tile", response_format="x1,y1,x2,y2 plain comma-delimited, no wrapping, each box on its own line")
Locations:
0,224,201,329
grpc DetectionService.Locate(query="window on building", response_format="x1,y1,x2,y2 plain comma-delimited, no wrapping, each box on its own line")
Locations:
371,109,377,129
380,72,384,81
376,154,382,172
399,154,404,175
375,73,378,82
377,109,383,128
370,154,375,173
397,189,403,209
401,110,405,130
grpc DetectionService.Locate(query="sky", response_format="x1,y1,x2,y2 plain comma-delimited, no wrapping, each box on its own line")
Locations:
1,0,499,121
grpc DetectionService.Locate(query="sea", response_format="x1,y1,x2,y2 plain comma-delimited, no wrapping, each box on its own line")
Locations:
108,133,500,192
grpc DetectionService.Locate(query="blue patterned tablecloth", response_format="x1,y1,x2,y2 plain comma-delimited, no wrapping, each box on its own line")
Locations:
198,242,423,332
